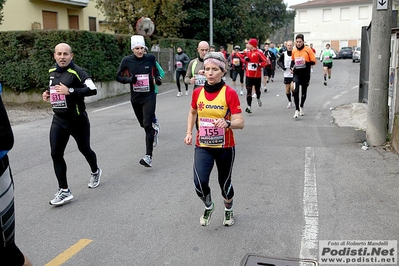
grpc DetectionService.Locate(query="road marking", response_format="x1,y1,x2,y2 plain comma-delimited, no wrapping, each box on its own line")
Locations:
45,239,93,266
91,90,173,113
300,147,318,260
332,94,342,99
322,101,331,109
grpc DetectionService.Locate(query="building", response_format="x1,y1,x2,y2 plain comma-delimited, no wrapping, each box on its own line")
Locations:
289,0,397,56
0,0,111,33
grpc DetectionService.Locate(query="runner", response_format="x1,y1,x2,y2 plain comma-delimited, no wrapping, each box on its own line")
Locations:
116,35,162,167
42,43,102,205
185,41,210,90
230,45,246,95
277,40,294,108
184,52,244,226
290,34,317,118
236,38,269,113
175,46,190,96
262,43,276,92
320,43,336,86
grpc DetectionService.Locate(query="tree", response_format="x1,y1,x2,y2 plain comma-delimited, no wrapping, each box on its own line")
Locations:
95,0,186,38
0,0,6,25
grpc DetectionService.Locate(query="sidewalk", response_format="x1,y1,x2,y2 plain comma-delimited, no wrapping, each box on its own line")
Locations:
331,102,367,131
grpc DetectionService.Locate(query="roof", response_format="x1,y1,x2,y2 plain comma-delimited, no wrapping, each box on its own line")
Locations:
290,0,372,9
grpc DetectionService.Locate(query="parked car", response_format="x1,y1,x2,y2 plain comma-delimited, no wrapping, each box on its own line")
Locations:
352,46,361,62
338,47,353,59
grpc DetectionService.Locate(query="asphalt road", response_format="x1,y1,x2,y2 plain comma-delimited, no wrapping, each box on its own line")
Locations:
9,59,399,266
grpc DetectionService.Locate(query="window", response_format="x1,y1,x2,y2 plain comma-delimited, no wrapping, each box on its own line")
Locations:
359,6,369,19
323,9,332,22
340,7,350,21
42,11,57,29
69,15,79,30
298,11,307,23
89,17,97,31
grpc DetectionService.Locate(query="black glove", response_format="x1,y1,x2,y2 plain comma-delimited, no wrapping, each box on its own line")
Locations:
251,63,257,68
155,76,162,86
244,56,250,62
130,76,137,84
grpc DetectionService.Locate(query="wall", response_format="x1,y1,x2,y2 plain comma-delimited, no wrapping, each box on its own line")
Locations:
2,81,130,104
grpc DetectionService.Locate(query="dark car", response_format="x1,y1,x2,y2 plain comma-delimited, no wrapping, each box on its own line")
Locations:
338,47,353,59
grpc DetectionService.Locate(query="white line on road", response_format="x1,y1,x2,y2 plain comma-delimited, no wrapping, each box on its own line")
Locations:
91,90,174,113
332,94,342,99
300,147,319,260
322,101,331,109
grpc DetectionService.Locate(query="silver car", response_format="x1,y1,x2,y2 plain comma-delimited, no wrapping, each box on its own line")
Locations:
352,46,361,62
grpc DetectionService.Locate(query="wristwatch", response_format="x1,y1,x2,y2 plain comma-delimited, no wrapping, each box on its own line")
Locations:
226,120,231,128
68,88,74,94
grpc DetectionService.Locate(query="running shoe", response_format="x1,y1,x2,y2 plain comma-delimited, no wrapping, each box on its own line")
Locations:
294,110,299,118
271,78,274,82
252,93,256,98
324,81,327,86
200,203,214,226
88,168,102,188
328,75,331,79
153,123,159,147
223,209,234,226
49,189,73,206
139,155,152,167
264,88,268,92
185,90,189,96
257,98,262,107
287,102,292,109
240,89,243,96
177,92,181,97
245,107,252,114
300,107,304,116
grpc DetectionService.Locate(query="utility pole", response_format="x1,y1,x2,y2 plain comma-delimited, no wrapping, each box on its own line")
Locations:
366,0,392,145
209,0,213,46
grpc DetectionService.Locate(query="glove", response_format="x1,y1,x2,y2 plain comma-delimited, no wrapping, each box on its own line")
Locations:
244,56,250,62
155,76,162,86
251,63,257,69
130,76,137,84
282,67,287,71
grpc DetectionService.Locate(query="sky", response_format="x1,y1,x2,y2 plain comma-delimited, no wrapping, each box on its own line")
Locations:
285,0,308,8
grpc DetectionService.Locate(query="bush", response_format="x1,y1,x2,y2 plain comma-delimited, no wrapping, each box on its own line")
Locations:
0,30,132,92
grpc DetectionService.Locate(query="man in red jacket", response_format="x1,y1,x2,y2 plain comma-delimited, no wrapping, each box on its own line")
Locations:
236,38,269,113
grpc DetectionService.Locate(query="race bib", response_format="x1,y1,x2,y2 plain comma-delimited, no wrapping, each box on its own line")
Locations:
195,75,206,86
233,58,240,66
247,63,258,71
294,57,306,69
176,61,183,69
198,117,225,146
49,86,67,109
133,74,150,92
324,56,330,60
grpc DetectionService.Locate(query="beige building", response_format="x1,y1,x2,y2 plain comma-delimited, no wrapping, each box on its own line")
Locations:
0,0,111,33
289,0,398,56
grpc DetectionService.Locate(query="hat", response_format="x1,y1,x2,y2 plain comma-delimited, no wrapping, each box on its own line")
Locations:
234,45,240,50
131,35,145,49
248,38,258,47
203,52,226,70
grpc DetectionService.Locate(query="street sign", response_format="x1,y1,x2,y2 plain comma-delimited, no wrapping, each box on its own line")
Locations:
377,0,388,10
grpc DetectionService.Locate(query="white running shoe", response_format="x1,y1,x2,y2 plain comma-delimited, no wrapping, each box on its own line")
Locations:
300,107,304,116
223,209,234,226
49,189,73,206
185,91,189,96
294,110,299,118
240,89,243,96
139,155,152,167
257,98,262,107
177,92,181,97
287,102,292,109
252,93,256,98
88,168,102,188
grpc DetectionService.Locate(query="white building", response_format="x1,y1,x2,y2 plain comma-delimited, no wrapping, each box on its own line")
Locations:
289,0,397,56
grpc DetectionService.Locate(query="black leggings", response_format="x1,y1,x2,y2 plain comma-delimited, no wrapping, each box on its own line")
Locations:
245,76,261,106
50,113,98,188
193,146,235,200
131,98,156,157
176,70,188,92
292,80,309,111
